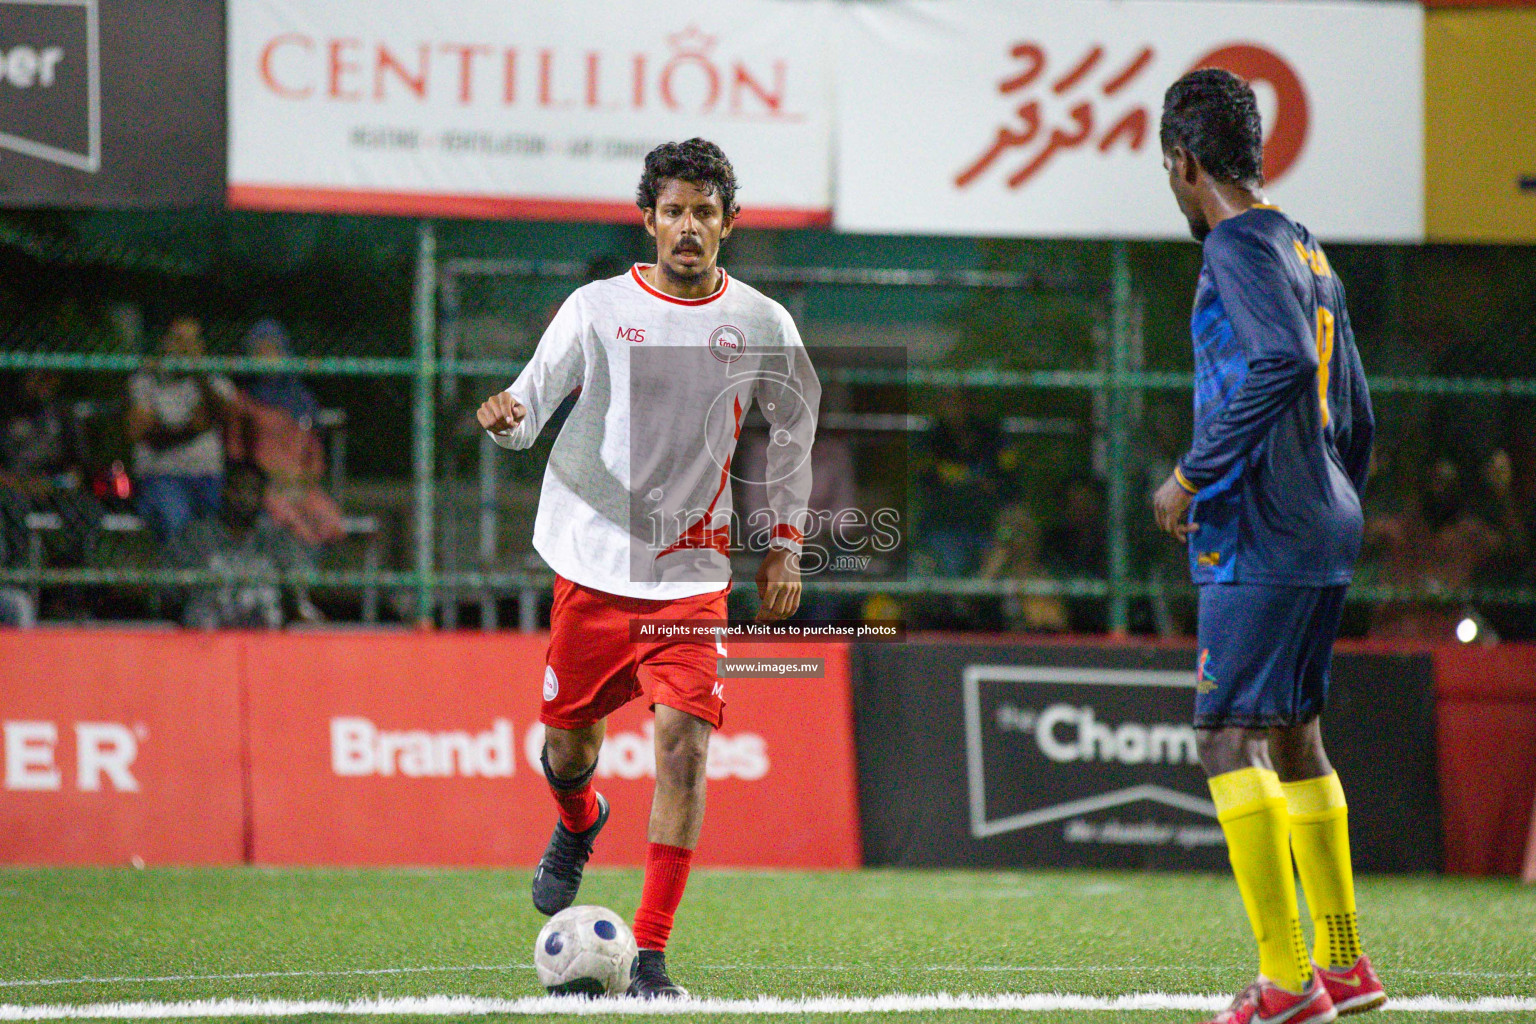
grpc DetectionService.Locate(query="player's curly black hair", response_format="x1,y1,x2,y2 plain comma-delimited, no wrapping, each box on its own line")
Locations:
635,138,740,219
1159,68,1264,188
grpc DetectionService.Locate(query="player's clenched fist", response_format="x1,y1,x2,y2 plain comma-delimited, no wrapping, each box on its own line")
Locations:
477,391,527,434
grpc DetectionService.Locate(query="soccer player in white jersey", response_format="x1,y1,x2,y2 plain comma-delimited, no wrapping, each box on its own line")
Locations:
477,138,818,998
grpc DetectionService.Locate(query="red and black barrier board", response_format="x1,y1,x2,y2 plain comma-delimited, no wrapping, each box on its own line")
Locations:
851,641,1440,872
0,631,246,865
0,630,861,869
243,632,861,869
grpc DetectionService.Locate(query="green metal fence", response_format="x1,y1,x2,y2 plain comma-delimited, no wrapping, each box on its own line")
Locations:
2,212,1534,636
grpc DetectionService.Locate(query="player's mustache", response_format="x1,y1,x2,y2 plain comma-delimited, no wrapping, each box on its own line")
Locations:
673,237,703,254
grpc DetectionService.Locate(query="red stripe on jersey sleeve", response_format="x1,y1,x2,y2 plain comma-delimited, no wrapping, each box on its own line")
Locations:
771,523,804,544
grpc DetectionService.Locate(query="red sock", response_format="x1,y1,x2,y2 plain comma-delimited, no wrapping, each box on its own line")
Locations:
631,843,693,951
549,780,600,833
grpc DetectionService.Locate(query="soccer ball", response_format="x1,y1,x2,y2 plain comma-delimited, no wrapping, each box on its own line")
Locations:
533,905,638,997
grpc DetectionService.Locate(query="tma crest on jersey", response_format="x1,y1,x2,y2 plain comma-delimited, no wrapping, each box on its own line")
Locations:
709,325,746,363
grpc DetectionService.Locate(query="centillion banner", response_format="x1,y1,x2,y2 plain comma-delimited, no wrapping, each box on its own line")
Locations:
227,0,834,225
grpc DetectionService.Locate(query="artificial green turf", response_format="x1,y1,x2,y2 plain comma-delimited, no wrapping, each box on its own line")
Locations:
0,867,1532,1023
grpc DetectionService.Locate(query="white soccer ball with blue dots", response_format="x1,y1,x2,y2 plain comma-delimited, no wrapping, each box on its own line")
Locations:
534,905,638,997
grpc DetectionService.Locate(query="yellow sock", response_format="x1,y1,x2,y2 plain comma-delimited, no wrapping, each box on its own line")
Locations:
1283,772,1363,969
1210,768,1312,992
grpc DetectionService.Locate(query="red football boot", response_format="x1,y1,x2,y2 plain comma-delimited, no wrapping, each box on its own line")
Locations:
1315,957,1387,1016
1201,974,1338,1024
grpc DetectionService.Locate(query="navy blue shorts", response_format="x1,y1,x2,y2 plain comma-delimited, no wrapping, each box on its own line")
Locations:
1194,583,1347,729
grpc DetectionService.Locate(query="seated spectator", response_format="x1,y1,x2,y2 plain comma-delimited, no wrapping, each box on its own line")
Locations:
170,460,304,630
126,315,236,542
1473,448,1530,577
917,393,1014,577
227,319,343,549
1,370,103,568
979,502,1068,632
1366,457,1507,640
1040,474,1109,633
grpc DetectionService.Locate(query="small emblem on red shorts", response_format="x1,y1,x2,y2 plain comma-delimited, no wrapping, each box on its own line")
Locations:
543,666,559,701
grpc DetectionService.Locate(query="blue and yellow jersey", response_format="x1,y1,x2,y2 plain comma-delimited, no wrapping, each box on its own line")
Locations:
1176,206,1374,587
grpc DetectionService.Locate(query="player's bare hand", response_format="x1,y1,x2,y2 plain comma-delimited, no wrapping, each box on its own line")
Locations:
477,392,526,434
755,546,802,622
1153,471,1199,543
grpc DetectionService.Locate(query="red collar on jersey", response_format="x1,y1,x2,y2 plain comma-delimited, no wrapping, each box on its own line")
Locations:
630,264,730,306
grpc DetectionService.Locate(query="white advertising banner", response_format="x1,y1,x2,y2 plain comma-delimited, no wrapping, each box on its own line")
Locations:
227,0,833,224
834,0,1423,241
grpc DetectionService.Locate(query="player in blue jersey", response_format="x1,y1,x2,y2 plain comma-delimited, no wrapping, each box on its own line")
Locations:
1151,69,1387,1024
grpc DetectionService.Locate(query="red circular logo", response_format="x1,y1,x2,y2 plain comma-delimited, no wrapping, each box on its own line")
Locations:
709,325,745,363
1187,44,1309,185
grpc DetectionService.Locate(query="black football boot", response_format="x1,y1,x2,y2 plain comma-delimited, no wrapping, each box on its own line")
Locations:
627,948,689,999
531,749,608,916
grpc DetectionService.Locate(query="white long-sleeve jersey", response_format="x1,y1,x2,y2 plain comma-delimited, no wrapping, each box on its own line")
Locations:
491,264,819,600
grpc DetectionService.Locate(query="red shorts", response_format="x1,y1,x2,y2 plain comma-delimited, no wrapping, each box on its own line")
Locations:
540,575,728,730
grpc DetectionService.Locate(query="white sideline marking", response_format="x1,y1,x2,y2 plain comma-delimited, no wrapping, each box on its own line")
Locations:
4,964,1533,989
0,968,518,990
1,994,1535,1019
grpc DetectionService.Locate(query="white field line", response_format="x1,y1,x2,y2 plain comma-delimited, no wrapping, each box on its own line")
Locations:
4,965,1532,990
0,969,517,991
3,994,1536,1019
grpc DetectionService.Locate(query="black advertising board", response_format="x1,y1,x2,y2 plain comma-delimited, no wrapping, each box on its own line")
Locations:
852,642,1440,872
0,0,224,207
1320,648,1443,872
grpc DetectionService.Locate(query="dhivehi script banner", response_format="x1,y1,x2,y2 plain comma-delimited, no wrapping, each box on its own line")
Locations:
834,0,1423,241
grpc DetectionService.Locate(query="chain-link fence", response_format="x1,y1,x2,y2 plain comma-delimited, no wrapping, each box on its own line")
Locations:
2,210,1534,639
